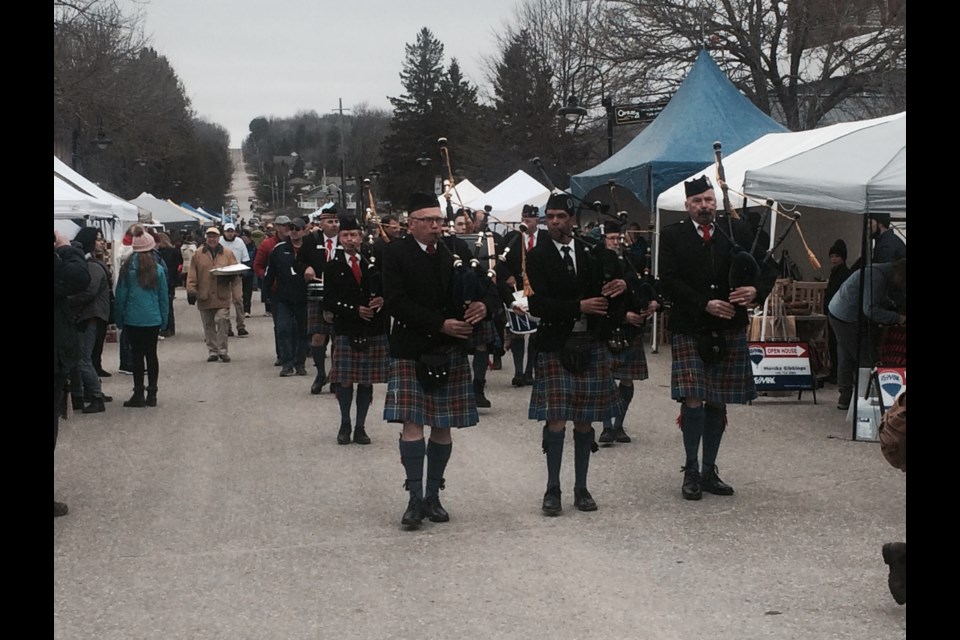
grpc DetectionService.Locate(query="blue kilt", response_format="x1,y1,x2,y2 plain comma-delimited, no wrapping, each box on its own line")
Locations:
383,350,478,429
329,334,390,385
307,298,336,336
528,338,621,422
609,335,649,381
671,328,756,404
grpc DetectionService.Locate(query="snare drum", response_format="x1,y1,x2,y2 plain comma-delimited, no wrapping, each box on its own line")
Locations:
505,304,539,335
307,281,324,301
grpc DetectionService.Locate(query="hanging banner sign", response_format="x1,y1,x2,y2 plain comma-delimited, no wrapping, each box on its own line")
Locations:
749,341,813,390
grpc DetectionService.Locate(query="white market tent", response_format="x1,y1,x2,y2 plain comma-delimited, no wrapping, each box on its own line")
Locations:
54,156,139,223
743,114,906,215
54,218,82,239
438,178,485,214
463,170,550,232
54,175,113,219
657,112,906,213
131,193,204,226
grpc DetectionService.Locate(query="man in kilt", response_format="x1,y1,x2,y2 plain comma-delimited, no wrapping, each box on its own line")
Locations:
382,193,496,530
659,175,770,500
496,205,548,387
597,221,661,445
296,206,341,394
322,216,389,446
526,193,628,516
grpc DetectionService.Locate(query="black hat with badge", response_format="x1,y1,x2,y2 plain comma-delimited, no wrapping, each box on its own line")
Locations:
602,220,621,235
684,175,713,197
545,192,575,214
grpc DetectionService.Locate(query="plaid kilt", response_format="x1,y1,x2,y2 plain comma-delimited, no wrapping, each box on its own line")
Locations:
329,334,390,385
467,318,500,351
671,328,756,405
307,298,335,336
608,335,649,381
528,339,621,422
383,350,478,429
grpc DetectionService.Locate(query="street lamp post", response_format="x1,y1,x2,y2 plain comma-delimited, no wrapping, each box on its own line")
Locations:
416,152,432,193
557,64,614,158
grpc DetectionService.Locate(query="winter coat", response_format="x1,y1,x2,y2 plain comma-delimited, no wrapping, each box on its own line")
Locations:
186,243,241,310
115,253,169,330
55,245,92,375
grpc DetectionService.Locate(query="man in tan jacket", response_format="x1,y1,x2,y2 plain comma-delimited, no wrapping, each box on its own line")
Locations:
187,227,242,362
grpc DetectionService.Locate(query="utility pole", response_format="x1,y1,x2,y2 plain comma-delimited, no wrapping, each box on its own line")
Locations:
337,98,347,210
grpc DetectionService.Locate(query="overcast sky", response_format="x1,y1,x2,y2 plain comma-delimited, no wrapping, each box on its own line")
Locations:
126,0,523,148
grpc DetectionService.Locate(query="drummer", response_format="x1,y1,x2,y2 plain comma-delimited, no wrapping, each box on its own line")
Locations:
297,206,341,394
262,216,309,376
496,205,548,386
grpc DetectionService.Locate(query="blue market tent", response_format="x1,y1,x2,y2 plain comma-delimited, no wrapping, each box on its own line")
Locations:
180,201,219,222
569,50,787,210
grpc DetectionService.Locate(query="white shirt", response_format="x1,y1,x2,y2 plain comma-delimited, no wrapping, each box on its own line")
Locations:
219,236,250,263
552,239,577,274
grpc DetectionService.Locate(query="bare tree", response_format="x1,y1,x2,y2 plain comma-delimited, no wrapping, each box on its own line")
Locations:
592,0,906,130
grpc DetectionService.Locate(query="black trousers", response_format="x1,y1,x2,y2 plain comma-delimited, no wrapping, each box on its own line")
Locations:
127,325,161,391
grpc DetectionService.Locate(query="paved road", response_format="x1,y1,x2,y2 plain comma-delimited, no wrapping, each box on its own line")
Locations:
56,152,906,638
54,286,907,639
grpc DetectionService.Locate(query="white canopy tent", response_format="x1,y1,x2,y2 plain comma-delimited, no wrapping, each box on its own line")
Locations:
438,178,485,214
54,218,82,239
54,156,138,223
743,115,906,215
656,113,906,213
464,170,550,233
131,193,203,226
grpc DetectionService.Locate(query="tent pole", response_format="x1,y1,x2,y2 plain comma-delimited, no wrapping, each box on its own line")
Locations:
851,211,870,440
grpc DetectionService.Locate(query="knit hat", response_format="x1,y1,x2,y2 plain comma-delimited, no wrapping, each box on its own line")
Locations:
74,227,101,255
132,230,156,253
828,239,847,261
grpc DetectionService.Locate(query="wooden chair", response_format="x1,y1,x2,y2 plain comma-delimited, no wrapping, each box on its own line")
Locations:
789,281,827,314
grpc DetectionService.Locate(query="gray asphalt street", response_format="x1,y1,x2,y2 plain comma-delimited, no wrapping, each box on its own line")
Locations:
55,157,906,639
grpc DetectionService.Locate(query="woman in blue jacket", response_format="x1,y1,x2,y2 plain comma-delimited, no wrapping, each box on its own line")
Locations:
115,225,169,407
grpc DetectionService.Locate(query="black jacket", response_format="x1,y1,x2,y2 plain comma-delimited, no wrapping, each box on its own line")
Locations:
382,234,497,360
263,241,308,305
55,245,91,375
526,238,623,352
659,215,772,335
322,251,387,337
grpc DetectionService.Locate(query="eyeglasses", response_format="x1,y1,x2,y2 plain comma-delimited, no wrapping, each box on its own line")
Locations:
410,216,444,225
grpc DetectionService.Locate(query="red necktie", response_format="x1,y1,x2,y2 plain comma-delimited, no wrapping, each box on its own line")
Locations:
326,239,334,259
527,233,534,251
700,224,712,244
426,244,436,255
350,255,362,284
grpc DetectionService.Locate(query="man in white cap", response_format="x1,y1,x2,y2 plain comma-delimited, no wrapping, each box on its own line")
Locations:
220,223,250,337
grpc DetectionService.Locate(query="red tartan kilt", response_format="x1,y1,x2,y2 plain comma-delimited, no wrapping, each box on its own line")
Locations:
528,339,621,422
383,351,478,428
670,329,756,405
879,325,907,367
329,334,390,384
467,318,497,350
307,299,335,335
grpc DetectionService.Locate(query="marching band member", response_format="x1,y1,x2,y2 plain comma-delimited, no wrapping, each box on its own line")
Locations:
322,216,389,446
296,207,341,394
525,193,627,516
381,193,496,530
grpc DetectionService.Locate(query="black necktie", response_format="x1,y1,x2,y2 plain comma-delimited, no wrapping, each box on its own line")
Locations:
561,245,575,276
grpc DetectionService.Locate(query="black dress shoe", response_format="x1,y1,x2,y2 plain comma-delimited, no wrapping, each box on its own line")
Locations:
295,367,308,376
681,465,702,500
542,486,562,516
401,496,424,529
96,369,112,378
701,465,734,496
598,428,616,444
422,495,449,522
523,372,535,386
337,425,352,445
310,381,323,395
353,427,371,445
573,487,598,511
71,396,85,411
511,375,525,387
613,427,632,443
54,501,69,518
882,542,907,605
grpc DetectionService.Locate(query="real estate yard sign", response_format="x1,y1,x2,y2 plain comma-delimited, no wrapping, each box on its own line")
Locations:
749,342,813,391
